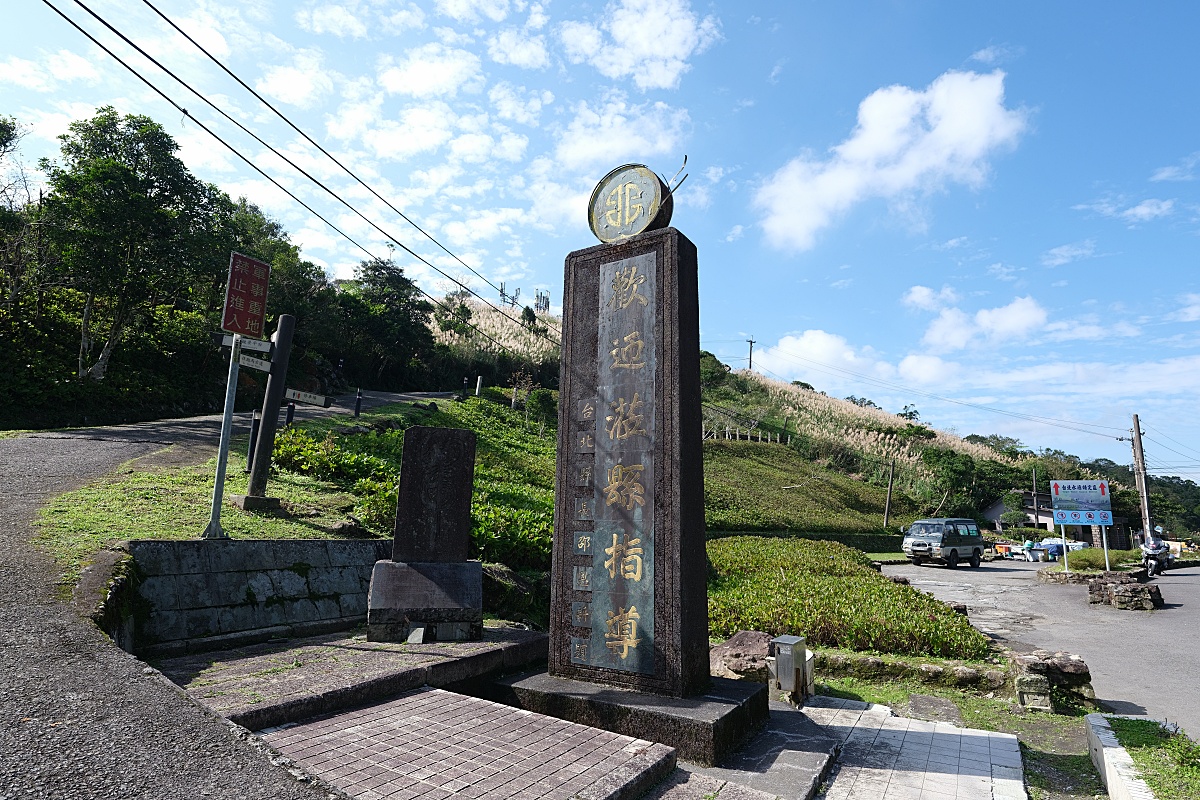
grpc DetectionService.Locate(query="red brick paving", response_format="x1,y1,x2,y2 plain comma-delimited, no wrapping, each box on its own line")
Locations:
261,688,674,799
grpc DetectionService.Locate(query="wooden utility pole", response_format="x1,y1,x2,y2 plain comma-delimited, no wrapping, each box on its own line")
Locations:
883,459,896,528
1131,413,1154,540
746,337,755,372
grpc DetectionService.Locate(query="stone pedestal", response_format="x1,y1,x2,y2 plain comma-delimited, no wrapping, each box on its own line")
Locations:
493,671,767,767
367,561,482,642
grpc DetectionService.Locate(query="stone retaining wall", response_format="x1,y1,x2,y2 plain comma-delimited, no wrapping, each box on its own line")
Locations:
89,539,392,658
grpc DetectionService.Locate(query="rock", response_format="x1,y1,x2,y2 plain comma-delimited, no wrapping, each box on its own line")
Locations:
330,519,366,537
983,670,1007,689
855,657,886,676
950,666,980,686
949,602,968,616
888,575,910,585
917,664,944,682
1015,674,1052,712
709,630,772,683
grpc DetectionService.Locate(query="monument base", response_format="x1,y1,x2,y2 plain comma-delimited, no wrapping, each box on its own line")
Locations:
230,494,281,511
490,671,768,767
367,560,483,643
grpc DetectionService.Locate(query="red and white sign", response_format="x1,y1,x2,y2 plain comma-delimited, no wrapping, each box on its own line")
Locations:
221,252,271,338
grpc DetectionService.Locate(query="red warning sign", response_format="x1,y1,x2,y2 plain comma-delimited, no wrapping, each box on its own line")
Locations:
221,252,271,338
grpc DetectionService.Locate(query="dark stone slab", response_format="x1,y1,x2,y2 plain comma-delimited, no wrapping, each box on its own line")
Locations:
392,426,476,563
229,494,281,511
367,560,482,642
492,670,768,767
551,227,708,698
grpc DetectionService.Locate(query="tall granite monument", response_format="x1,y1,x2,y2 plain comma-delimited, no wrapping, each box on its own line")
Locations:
497,165,766,766
367,426,482,643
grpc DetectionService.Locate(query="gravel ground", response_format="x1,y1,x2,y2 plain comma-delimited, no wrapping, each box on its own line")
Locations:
0,392,433,799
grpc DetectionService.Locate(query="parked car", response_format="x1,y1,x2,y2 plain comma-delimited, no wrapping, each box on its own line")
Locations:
902,518,987,568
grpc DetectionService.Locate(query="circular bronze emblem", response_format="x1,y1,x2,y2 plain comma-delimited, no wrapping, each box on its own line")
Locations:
588,164,673,243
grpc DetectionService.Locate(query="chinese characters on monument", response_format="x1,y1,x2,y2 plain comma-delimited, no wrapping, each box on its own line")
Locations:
221,252,271,338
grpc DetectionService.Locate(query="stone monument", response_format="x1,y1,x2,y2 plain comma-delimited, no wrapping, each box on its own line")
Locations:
495,164,767,766
367,426,482,643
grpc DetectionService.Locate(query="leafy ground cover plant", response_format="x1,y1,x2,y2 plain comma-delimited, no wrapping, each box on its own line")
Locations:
707,536,990,659
1108,716,1200,800
1048,548,1142,571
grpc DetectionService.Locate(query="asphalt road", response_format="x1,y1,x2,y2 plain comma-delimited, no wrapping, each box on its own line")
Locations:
0,391,442,799
883,557,1200,736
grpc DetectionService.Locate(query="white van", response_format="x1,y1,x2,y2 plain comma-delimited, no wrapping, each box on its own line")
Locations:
902,518,986,568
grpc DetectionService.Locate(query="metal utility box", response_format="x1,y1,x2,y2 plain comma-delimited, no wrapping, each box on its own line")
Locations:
769,634,806,693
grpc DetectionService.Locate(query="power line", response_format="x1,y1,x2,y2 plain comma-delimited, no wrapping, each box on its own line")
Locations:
66,0,560,349
135,0,561,336
40,0,527,361
1143,423,1200,460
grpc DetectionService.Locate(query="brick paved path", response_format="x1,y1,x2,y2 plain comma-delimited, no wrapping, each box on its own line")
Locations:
808,697,1024,800
261,687,675,800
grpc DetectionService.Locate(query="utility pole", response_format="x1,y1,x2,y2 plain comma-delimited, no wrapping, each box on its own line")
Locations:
1031,466,1040,530
1131,413,1153,542
883,459,896,528
747,337,756,372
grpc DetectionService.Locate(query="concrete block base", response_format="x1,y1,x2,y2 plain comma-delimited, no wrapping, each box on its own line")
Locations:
230,494,281,511
367,560,483,643
491,671,769,767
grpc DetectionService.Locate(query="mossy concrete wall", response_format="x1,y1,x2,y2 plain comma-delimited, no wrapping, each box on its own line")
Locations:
126,539,392,658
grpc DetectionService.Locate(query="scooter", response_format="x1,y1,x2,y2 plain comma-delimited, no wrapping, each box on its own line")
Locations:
1142,534,1171,577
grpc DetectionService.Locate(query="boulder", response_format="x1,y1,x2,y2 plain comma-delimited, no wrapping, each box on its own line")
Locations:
709,630,772,683
950,666,980,686
983,670,1007,689
917,664,945,683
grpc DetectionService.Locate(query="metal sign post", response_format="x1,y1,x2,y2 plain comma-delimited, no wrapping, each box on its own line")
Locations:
202,334,242,539
1102,525,1111,572
1050,479,1114,573
1060,523,1070,573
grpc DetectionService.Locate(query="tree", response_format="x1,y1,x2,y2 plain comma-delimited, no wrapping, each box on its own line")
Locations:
846,395,881,409
897,404,920,421
1000,491,1028,527
434,289,474,337
344,255,433,386
964,433,1030,459
40,107,204,380
791,380,814,391
699,350,730,388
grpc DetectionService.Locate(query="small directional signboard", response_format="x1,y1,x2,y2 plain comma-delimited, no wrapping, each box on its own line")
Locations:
285,388,333,408
221,334,272,354
239,354,273,373
1051,480,1113,525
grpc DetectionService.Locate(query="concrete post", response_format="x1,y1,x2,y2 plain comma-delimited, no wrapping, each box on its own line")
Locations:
247,314,295,498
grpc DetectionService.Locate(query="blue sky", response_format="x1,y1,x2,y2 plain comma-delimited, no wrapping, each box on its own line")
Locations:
4,1,1200,474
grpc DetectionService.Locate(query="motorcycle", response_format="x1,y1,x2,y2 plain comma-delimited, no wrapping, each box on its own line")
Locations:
1142,535,1171,577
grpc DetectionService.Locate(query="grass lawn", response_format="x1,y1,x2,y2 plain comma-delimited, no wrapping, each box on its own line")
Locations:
817,675,1106,800
1109,716,1200,800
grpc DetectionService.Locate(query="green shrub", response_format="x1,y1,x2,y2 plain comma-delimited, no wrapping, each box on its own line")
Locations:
707,536,990,660
271,428,390,483
1051,548,1141,571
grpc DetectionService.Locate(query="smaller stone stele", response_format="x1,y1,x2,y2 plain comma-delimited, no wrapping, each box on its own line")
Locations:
367,426,482,643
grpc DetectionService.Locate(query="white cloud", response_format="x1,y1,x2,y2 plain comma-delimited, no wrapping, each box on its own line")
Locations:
441,207,525,246
1074,197,1174,224
1042,240,1095,267
378,43,484,97
360,102,458,159
724,224,745,242
296,4,369,38
447,129,528,163
554,97,690,172
934,235,968,250
256,50,335,108
921,296,1047,352
488,82,553,126
754,330,894,390
1121,198,1174,223
559,0,721,91
488,28,550,69
381,3,426,33
754,70,1027,252
987,262,1019,281
1173,294,1200,322
903,285,959,311
0,50,99,92
898,354,959,384
831,279,853,289
435,0,510,23
969,44,1019,65
1044,320,1140,341
1151,152,1200,182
